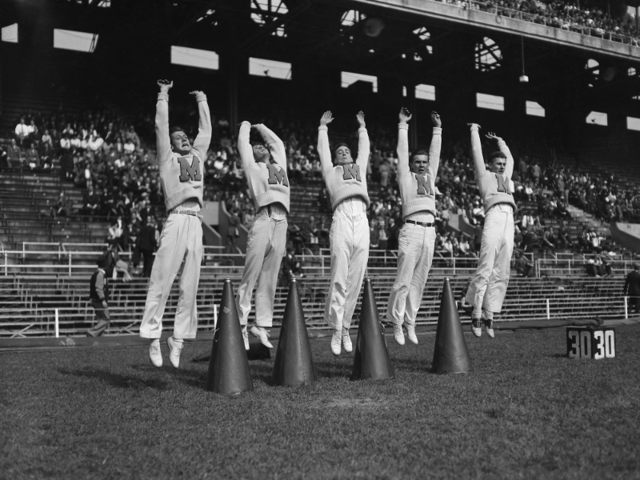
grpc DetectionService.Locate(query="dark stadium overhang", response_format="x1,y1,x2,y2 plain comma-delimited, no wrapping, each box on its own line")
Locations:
348,0,640,62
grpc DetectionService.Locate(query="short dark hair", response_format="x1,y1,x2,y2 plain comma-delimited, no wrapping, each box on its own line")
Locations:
489,151,507,163
332,142,349,159
170,126,185,135
409,149,430,163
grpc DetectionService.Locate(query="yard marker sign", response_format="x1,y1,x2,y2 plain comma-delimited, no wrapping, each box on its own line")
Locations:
566,327,615,360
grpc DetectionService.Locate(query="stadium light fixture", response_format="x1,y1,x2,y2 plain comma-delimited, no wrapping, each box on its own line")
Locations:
519,36,528,83
364,18,385,37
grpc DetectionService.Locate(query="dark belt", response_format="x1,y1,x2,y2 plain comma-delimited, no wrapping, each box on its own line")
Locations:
260,204,287,217
170,209,198,217
406,219,434,227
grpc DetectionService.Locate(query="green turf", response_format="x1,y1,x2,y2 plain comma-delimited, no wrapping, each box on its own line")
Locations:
2,326,640,479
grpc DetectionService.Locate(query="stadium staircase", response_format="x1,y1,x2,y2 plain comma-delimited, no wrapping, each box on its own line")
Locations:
0,171,109,252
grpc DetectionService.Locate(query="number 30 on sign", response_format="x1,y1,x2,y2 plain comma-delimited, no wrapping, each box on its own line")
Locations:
566,327,615,359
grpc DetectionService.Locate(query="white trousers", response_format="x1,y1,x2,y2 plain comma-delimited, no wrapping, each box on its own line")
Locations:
325,203,370,331
387,223,436,326
237,209,288,327
465,205,514,317
140,213,203,340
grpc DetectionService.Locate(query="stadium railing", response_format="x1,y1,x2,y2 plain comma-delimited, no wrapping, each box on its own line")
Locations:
1,245,638,278
0,277,633,338
446,0,639,46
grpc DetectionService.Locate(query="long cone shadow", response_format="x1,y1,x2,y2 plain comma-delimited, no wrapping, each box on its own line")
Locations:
58,367,169,390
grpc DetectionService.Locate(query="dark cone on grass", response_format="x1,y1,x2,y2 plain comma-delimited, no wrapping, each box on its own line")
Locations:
351,278,394,381
206,279,254,394
272,279,317,386
432,278,472,374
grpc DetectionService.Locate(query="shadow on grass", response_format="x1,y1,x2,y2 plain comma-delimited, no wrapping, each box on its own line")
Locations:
128,363,210,389
248,362,275,385
313,358,357,379
58,367,169,390
391,357,432,372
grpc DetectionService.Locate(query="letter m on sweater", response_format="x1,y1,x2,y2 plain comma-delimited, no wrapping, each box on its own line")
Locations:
342,164,361,181
495,173,511,194
415,174,433,196
267,163,289,187
178,156,202,182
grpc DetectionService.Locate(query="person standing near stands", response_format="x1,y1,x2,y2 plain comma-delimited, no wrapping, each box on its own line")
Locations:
465,124,516,339
317,110,370,355
86,257,110,337
137,216,158,278
386,108,442,345
624,262,640,315
235,121,290,350
139,79,211,368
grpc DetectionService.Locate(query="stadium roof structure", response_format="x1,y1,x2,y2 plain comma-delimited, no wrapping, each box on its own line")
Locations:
2,0,640,149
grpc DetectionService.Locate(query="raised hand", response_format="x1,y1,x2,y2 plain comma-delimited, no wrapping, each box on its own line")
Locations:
356,110,366,128
431,111,442,128
485,132,502,142
157,79,173,93
467,123,481,130
189,90,203,97
399,107,412,123
320,111,334,126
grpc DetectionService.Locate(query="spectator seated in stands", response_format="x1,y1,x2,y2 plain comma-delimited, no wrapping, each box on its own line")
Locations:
556,220,572,249
456,232,473,257
301,216,319,253
288,223,305,255
106,216,126,249
15,117,31,147
51,191,71,219
281,243,304,285
6,139,21,168
595,253,613,277
586,259,600,277
521,227,540,252
515,250,534,277
541,226,556,251
317,186,331,214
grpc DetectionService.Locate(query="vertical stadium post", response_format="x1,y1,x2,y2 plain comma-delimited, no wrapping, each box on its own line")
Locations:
624,296,628,319
546,299,550,320
55,309,59,338
213,303,218,329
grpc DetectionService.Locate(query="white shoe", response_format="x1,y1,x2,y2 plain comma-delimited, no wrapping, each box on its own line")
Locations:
471,318,482,338
405,323,418,345
250,326,273,349
330,330,341,356
484,319,495,339
167,336,182,368
393,323,405,345
342,328,352,353
242,326,249,351
149,341,162,368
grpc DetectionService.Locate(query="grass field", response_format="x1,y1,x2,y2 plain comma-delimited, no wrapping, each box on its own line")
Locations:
2,325,640,479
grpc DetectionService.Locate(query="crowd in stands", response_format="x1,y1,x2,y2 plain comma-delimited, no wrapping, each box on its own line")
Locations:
443,0,640,41
2,107,640,278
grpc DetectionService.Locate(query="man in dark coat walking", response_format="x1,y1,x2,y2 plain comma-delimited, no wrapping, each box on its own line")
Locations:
137,217,158,278
624,262,640,315
87,257,110,337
